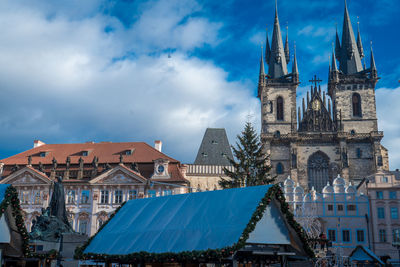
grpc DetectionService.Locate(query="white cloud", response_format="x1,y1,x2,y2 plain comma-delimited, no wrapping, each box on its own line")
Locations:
376,87,400,169
0,0,255,162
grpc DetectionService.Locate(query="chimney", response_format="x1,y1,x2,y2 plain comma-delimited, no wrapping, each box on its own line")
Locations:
34,140,45,148
154,140,162,152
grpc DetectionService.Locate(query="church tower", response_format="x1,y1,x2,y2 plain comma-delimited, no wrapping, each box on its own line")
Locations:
258,3,299,182
327,1,384,176
328,1,379,134
259,3,299,136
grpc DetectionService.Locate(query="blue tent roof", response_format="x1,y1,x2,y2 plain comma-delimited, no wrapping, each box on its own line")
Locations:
84,185,274,255
0,184,10,203
350,246,384,265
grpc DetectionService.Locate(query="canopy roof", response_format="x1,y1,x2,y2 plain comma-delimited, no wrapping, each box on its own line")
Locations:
82,185,313,261
349,246,384,265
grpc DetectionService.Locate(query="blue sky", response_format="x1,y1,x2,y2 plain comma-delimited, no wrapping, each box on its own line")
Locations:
0,0,400,168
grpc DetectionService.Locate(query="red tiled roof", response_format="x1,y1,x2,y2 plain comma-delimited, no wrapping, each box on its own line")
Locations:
0,142,178,165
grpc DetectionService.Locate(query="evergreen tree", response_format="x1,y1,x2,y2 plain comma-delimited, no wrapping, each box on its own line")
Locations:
219,122,274,189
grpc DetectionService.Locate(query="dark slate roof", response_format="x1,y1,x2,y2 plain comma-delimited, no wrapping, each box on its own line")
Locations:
194,128,233,165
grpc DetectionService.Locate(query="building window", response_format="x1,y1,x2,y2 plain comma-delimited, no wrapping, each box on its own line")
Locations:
377,207,385,219
382,177,388,183
347,204,356,211
356,230,365,243
352,93,362,117
328,229,336,242
390,191,397,199
82,151,88,156
356,148,362,158
376,191,383,199
379,229,387,243
114,190,123,204
81,190,90,204
21,192,30,204
39,152,47,157
148,190,156,198
276,96,284,121
128,190,137,200
78,220,88,234
391,207,399,219
327,204,333,211
276,162,284,175
393,229,400,243
337,204,344,211
67,190,75,204
100,190,109,204
34,192,41,204
342,230,351,242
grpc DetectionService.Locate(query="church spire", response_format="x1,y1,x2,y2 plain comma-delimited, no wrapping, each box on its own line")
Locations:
332,46,338,72
292,43,298,73
259,46,265,78
258,46,265,98
265,28,271,64
335,25,341,59
267,0,288,79
338,0,363,74
285,24,290,63
370,42,377,79
356,18,364,58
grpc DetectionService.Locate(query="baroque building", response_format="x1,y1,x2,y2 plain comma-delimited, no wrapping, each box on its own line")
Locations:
0,140,189,236
259,2,387,191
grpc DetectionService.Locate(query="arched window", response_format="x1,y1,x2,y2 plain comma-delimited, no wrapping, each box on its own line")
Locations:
352,93,362,117
276,162,284,174
276,96,284,121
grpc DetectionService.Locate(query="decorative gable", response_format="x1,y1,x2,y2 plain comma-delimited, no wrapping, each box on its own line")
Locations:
0,168,51,185
90,165,147,185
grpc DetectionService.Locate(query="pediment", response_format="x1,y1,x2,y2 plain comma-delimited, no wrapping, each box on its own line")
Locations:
1,169,50,185
91,169,146,185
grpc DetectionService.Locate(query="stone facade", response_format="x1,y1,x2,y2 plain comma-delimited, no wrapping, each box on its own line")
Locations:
185,164,234,192
259,3,387,191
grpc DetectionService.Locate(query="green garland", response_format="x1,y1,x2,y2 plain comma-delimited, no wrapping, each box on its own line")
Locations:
76,185,314,263
0,185,31,257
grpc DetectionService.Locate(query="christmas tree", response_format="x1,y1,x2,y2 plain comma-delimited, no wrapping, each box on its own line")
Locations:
219,122,274,188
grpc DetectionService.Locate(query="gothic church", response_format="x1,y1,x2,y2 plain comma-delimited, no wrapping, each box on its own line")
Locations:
258,2,388,191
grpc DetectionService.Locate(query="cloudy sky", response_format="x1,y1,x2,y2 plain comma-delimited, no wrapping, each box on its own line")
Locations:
0,0,399,168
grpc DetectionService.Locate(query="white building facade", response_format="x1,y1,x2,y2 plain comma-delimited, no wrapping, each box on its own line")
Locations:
283,175,370,256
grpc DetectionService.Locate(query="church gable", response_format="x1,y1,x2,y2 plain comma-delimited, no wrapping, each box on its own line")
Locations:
90,166,146,185
298,77,337,133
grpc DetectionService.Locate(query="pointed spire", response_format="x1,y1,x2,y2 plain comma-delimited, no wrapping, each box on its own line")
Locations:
259,45,265,77
370,42,377,79
332,45,338,72
292,42,298,75
302,98,306,115
356,18,364,58
339,0,363,74
265,27,271,64
298,106,301,123
285,24,290,63
335,25,341,59
267,0,288,78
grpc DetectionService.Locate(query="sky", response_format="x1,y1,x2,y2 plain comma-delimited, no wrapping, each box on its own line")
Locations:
0,0,399,168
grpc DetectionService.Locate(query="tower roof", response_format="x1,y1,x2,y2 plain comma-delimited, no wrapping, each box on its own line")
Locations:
194,128,233,165
337,0,363,74
266,2,288,79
